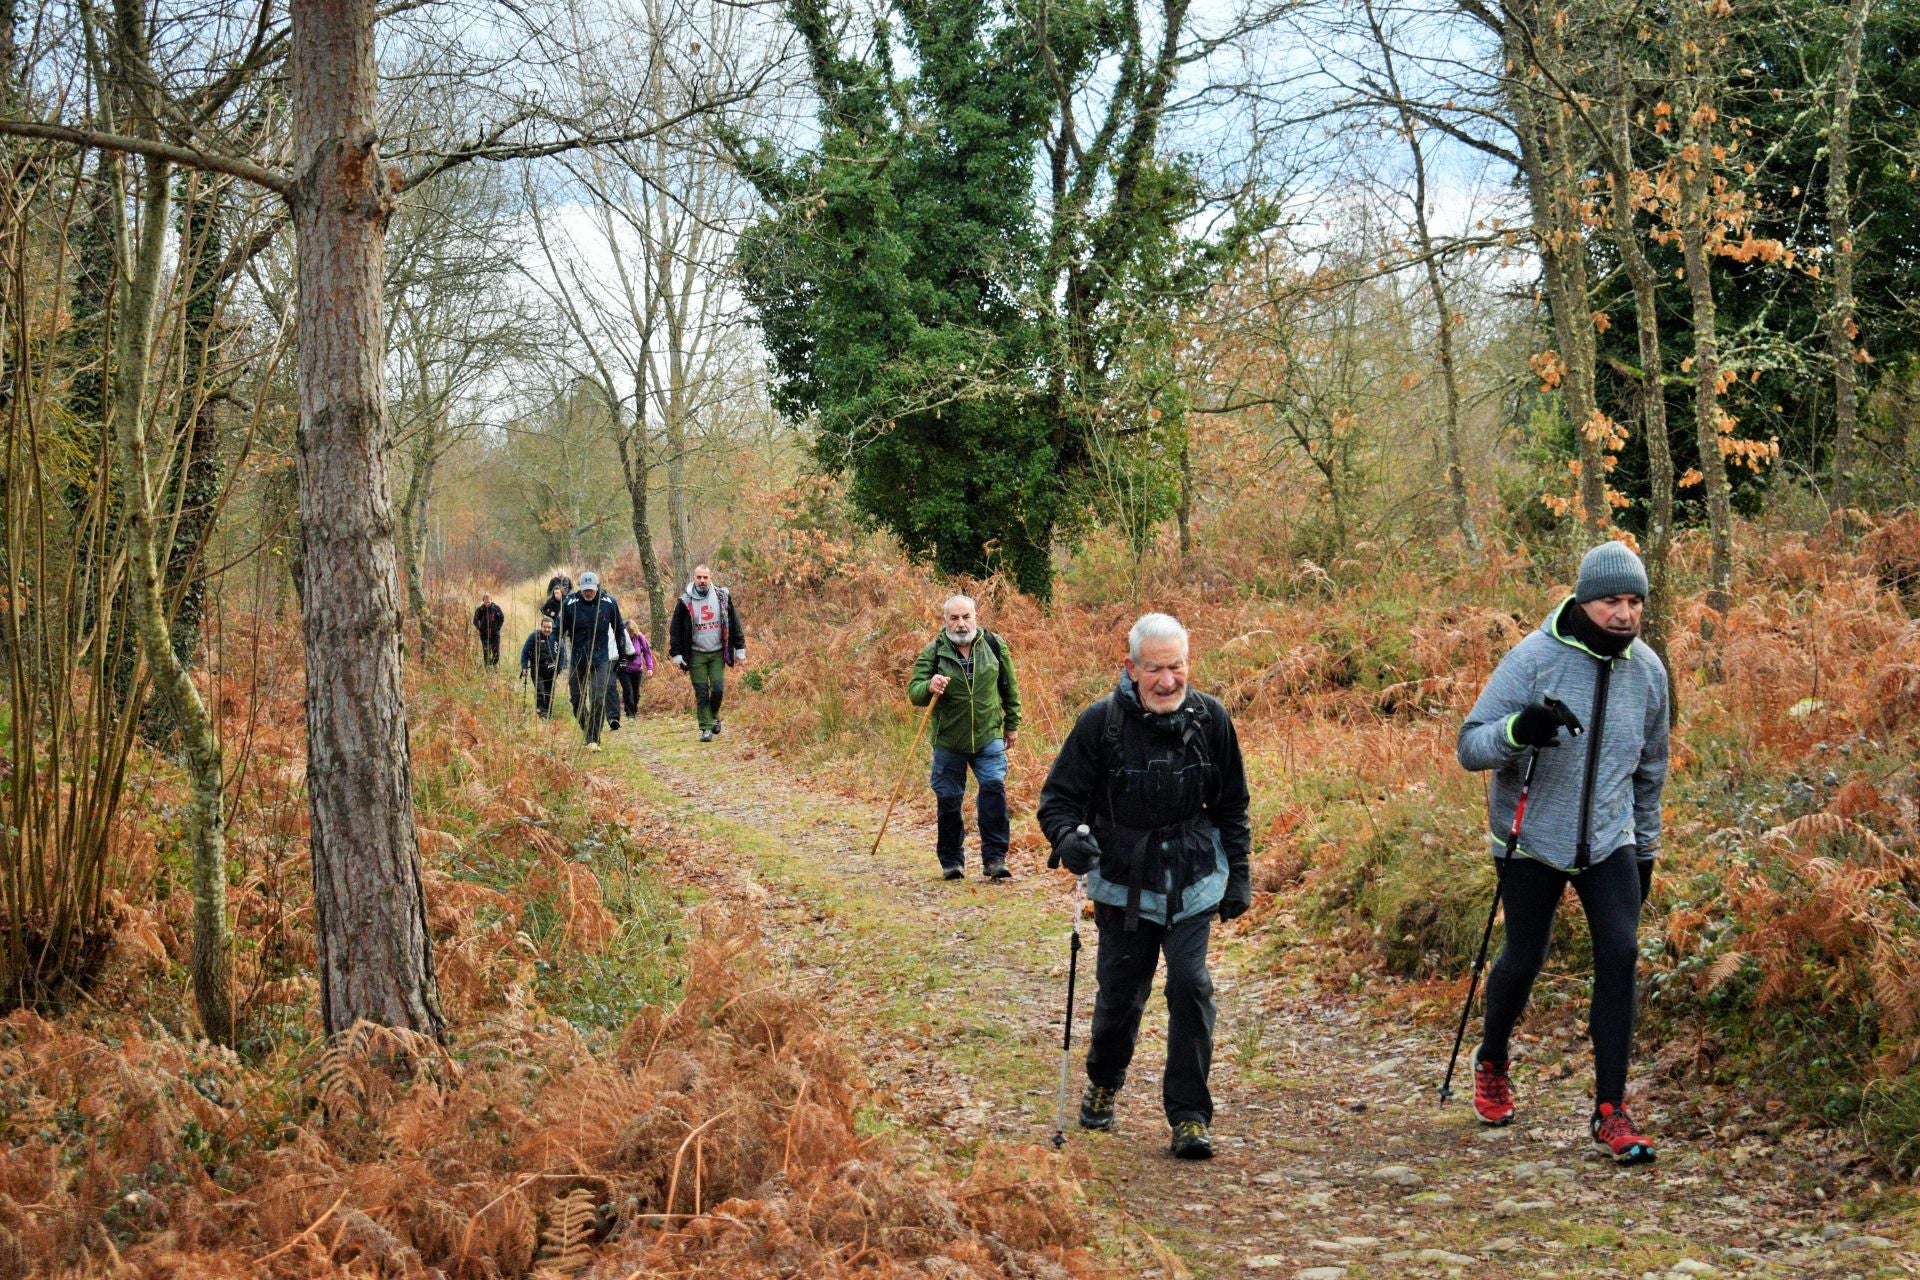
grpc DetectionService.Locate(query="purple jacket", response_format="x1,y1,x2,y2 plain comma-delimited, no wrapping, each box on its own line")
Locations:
621,630,655,675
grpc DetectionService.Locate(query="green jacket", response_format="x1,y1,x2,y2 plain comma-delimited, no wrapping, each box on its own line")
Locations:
908,630,1022,755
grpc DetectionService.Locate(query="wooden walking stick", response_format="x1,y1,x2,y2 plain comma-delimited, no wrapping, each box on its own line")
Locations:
869,689,941,856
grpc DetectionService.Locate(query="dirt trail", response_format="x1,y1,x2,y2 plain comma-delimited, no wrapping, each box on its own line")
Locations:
599,709,1915,1280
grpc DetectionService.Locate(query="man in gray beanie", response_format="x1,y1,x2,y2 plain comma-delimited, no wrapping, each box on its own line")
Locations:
1456,540,1670,1165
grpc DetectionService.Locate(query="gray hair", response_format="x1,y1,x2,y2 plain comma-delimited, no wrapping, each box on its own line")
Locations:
943,594,976,615
1128,612,1188,663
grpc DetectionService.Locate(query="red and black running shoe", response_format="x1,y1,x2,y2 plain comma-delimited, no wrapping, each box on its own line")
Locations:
1472,1054,1514,1126
1591,1102,1656,1165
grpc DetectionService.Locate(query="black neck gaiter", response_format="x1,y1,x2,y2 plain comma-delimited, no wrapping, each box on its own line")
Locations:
1561,598,1634,658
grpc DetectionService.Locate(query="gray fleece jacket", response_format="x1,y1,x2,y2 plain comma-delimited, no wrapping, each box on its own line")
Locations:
1457,598,1671,871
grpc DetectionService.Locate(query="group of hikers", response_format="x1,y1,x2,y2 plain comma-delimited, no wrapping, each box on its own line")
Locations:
470,565,747,751
478,539,1669,1169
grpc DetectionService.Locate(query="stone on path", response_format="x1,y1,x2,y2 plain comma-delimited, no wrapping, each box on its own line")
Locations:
1668,1261,1718,1276
1292,1269,1348,1280
1368,1164,1422,1187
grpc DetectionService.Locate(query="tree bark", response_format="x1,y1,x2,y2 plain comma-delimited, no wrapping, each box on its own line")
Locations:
290,0,442,1040
1678,76,1734,632
102,0,234,1042
1602,85,1675,667
397,413,438,652
1825,0,1871,515
1503,2,1608,532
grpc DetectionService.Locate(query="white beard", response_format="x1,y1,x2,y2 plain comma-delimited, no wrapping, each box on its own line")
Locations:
945,625,976,646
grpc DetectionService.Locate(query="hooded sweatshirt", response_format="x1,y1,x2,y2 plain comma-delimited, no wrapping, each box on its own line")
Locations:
1458,597,1671,870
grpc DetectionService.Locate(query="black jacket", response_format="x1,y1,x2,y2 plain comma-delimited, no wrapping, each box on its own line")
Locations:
668,584,746,665
1038,677,1252,928
559,592,628,668
519,628,561,677
472,601,504,639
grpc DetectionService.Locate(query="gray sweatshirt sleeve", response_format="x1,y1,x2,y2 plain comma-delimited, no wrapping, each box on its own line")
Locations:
1633,660,1671,861
1458,643,1533,772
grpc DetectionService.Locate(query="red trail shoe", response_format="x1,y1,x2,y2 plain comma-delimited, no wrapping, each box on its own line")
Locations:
1472,1054,1514,1126
1591,1102,1656,1165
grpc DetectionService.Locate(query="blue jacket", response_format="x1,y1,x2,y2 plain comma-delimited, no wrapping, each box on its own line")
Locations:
1458,598,1671,870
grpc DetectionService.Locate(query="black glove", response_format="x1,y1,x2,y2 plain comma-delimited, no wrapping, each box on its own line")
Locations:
1218,862,1253,922
1638,859,1653,906
1050,828,1101,875
1511,697,1581,748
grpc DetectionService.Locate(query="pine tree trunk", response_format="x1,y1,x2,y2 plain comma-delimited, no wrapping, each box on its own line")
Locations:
1825,0,1870,515
290,0,442,1040
1681,220,1734,630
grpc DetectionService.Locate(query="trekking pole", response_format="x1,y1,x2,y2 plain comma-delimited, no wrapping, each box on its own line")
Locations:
1051,830,1089,1150
1439,696,1581,1104
868,688,941,857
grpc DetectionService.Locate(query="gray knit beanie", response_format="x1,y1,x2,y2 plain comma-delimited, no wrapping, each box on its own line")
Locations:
1574,541,1649,603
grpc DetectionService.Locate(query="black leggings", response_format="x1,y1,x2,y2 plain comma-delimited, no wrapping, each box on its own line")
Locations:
1478,847,1641,1105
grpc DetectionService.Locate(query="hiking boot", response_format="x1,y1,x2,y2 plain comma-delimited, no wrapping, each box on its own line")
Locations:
1591,1102,1656,1165
983,859,1011,880
586,742,602,753
942,866,964,881
1472,1053,1515,1126
711,719,723,736
699,728,713,743
1079,1085,1117,1131
1170,1119,1214,1160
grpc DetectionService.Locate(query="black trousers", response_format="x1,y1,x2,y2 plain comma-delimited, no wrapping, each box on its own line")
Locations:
570,663,614,743
1085,902,1217,1126
1479,847,1641,1105
479,634,501,666
618,668,644,715
531,668,556,717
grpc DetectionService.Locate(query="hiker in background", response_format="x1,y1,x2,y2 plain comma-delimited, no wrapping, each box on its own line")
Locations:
669,564,746,743
518,616,562,719
1457,541,1670,1165
542,575,573,682
559,572,628,751
618,618,655,720
472,593,504,669
1038,612,1252,1161
907,594,1021,881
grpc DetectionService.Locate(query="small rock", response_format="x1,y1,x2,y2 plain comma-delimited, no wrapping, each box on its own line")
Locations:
1363,1056,1405,1077
1405,1192,1455,1206
1301,1191,1334,1209
1492,1198,1556,1217
1668,1261,1717,1276
1819,1224,1853,1242
1240,1258,1289,1272
1830,1235,1894,1251
1369,1164,1423,1187
1254,1170,1290,1185
1487,1237,1522,1252
1292,1269,1348,1280
1335,1237,1381,1248
1415,1249,1477,1266
1721,1248,1761,1263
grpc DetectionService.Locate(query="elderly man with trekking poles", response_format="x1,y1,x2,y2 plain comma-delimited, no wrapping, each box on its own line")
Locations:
1445,540,1670,1165
1038,612,1252,1161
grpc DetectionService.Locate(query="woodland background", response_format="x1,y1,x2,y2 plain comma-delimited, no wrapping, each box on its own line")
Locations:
0,0,1918,1273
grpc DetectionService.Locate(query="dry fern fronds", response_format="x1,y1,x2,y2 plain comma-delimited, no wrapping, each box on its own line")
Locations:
535,1186,600,1274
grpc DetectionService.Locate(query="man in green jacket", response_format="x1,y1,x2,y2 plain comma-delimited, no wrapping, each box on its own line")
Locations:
908,595,1022,880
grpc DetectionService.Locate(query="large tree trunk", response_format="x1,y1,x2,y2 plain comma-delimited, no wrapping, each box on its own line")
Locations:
1825,0,1871,515
290,0,442,1040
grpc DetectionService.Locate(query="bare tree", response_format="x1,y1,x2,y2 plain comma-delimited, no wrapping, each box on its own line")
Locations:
1824,0,1872,515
